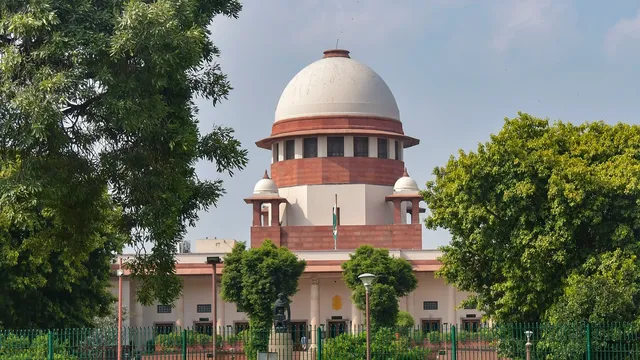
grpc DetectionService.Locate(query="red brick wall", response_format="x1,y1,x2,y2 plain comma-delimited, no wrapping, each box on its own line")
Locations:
271,116,404,137
250,224,422,250
250,227,281,248
271,157,404,187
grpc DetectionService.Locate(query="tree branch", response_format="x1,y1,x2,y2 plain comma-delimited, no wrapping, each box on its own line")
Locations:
483,205,503,221
62,93,106,116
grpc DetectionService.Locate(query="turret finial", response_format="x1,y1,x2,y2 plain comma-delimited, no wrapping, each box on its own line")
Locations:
263,169,270,179
403,167,409,177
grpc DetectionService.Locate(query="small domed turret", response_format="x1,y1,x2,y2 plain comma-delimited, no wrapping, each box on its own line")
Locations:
253,170,279,195
393,168,419,193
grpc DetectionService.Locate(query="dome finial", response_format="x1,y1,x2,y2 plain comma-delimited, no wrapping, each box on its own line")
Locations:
403,167,409,177
263,169,270,179
323,49,350,59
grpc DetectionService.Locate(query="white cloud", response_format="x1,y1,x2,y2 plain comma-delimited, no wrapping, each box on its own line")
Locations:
604,9,640,58
489,0,573,53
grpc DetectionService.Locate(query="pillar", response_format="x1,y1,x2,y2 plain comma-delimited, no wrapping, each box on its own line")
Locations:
406,291,414,320
448,285,456,326
310,277,320,349
217,281,225,331
252,202,261,226
351,294,361,332
411,199,420,224
393,200,402,224
176,295,185,328
134,283,144,327
270,200,280,226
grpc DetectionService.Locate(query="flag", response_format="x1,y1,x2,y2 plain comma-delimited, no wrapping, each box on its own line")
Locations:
333,194,338,250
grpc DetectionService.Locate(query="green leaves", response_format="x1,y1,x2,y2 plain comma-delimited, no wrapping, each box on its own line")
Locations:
342,246,418,328
220,240,307,329
0,0,247,322
423,112,640,324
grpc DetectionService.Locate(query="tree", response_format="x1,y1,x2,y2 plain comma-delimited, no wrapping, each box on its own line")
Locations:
423,113,640,324
342,246,418,328
0,0,248,312
220,240,306,356
0,166,127,328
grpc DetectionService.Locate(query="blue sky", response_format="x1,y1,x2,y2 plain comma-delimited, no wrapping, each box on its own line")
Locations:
182,0,640,250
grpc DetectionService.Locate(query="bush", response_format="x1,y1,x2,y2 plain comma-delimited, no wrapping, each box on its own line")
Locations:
154,330,215,350
322,328,429,360
243,328,269,360
0,333,77,360
396,311,415,336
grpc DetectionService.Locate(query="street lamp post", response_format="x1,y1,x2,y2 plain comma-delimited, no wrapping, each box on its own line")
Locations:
207,256,223,358
358,273,376,360
525,330,533,360
116,258,124,360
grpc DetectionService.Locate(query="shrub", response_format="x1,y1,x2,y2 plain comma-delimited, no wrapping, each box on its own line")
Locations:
0,333,77,360
322,328,429,360
154,330,215,351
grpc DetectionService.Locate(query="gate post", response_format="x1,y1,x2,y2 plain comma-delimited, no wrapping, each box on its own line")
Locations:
586,323,592,360
451,325,457,360
47,330,54,360
316,327,322,360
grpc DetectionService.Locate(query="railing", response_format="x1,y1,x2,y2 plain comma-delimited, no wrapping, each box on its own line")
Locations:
1,322,639,359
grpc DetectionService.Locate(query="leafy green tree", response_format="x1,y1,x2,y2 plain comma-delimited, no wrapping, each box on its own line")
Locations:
423,113,640,324
220,240,307,357
342,246,418,328
0,0,248,311
0,163,126,328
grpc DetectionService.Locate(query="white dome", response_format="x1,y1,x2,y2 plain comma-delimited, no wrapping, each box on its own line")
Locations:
274,50,400,122
394,169,419,193
253,170,278,195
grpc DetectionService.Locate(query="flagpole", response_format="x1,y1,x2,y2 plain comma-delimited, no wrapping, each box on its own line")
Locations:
333,194,338,250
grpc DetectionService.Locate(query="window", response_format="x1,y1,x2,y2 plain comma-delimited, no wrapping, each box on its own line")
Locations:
423,301,438,310
353,137,369,157
303,138,318,158
273,143,279,162
327,320,347,338
197,304,212,313
157,305,172,314
327,137,344,157
421,319,442,333
235,322,249,334
285,140,295,160
195,322,213,336
290,321,308,350
377,138,388,158
462,319,481,333
154,323,175,336
394,140,400,160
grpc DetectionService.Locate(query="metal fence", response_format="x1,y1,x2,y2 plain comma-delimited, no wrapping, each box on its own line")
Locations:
1,322,639,359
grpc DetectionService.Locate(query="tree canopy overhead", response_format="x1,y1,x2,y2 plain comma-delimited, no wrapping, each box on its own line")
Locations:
342,246,417,328
423,113,640,324
0,0,248,312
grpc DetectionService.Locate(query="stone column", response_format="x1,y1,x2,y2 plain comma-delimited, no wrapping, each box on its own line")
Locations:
176,295,185,328
448,286,456,326
406,291,415,320
217,282,225,332
310,277,320,349
393,200,402,224
270,200,280,226
351,295,361,332
411,199,420,224
252,202,261,226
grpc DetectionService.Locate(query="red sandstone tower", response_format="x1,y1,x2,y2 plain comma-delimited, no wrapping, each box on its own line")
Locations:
245,49,424,250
